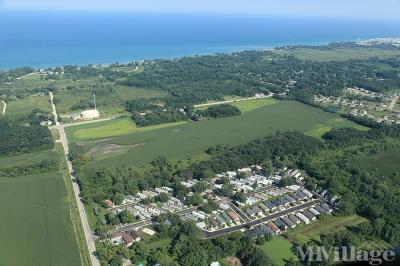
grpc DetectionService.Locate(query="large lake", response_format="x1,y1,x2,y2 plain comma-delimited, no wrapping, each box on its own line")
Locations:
1,11,400,69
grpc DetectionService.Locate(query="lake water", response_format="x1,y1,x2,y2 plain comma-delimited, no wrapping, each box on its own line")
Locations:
1,11,400,69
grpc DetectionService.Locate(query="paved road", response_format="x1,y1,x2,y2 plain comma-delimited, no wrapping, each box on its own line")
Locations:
50,93,100,266
193,94,273,108
203,200,319,238
388,96,399,111
228,201,251,222
1,100,6,115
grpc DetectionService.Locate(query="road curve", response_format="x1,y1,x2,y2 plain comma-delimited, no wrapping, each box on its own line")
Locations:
50,92,100,266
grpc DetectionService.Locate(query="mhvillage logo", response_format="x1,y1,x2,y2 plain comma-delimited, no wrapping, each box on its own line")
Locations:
296,242,397,265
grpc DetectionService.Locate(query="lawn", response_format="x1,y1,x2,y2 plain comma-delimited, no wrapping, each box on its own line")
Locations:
259,237,298,266
0,171,81,266
68,100,366,169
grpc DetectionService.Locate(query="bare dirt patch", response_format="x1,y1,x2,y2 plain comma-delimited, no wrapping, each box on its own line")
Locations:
87,143,146,157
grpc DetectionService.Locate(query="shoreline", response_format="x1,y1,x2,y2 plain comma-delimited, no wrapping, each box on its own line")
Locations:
1,37,397,71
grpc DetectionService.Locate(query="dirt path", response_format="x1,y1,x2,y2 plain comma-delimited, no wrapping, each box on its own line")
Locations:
50,92,99,266
388,96,399,111
1,100,6,116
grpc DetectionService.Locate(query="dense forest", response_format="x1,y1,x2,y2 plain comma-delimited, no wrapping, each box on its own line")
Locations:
0,119,53,156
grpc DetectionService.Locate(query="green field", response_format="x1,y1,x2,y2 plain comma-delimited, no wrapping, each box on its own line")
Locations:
273,47,400,61
68,100,366,169
0,171,81,266
259,237,298,265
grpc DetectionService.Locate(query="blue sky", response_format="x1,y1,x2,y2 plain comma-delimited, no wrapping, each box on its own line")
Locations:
1,0,400,19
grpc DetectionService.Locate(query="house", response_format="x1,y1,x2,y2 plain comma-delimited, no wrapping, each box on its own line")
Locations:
192,211,206,220
321,203,333,213
288,214,301,225
196,222,207,230
215,214,226,225
185,213,198,221
220,212,233,224
219,203,230,210
122,233,134,247
314,205,327,214
302,189,313,198
252,227,265,237
309,208,320,216
290,193,301,201
259,224,274,235
302,210,316,221
253,193,268,201
209,217,219,228
281,217,296,228
227,211,240,222
283,194,296,204
142,228,156,236
296,191,308,200
296,212,310,224
110,232,124,245
264,201,276,211
267,221,281,233
104,199,114,207
252,206,263,216
245,208,256,218
274,218,288,230
258,203,269,213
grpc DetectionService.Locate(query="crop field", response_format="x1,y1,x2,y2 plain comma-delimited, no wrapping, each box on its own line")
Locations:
68,100,366,169
5,94,51,118
272,47,400,61
0,171,81,266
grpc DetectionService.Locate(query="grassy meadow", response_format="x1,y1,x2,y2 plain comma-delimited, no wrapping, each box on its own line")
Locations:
67,100,366,169
5,94,52,118
354,147,400,176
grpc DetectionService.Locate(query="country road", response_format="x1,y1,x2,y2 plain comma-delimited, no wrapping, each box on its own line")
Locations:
1,100,6,115
193,93,273,108
50,92,99,266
